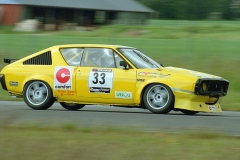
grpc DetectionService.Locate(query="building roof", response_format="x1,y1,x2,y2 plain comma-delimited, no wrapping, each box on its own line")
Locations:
1,0,154,13
0,0,20,4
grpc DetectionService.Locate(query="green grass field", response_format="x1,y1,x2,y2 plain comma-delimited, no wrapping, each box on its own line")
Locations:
1,20,240,159
0,20,240,110
0,125,240,160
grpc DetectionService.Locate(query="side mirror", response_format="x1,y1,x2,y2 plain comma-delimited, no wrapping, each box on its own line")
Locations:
120,61,128,70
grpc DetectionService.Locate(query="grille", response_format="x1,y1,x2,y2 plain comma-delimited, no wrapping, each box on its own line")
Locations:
195,78,229,96
23,51,52,65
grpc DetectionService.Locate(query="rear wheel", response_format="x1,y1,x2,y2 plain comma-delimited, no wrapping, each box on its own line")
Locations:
143,84,174,114
23,81,54,110
60,102,85,110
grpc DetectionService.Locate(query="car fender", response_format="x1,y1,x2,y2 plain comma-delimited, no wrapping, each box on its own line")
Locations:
134,78,175,104
22,74,54,92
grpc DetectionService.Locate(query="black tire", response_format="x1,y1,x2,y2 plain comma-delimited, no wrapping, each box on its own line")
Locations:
60,102,85,110
181,110,199,115
23,81,54,110
143,84,174,114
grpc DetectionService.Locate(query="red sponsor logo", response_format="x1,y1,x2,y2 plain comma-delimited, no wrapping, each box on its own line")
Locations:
56,68,70,84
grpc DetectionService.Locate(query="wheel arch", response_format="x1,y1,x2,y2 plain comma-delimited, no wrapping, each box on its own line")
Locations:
22,75,54,94
22,75,56,99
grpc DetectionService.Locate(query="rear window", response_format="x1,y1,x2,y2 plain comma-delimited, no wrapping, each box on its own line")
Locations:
60,48,84,66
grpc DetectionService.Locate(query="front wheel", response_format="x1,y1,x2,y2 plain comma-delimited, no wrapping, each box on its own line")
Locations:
143,84,174,114
23,81,54,110
60,102,85,110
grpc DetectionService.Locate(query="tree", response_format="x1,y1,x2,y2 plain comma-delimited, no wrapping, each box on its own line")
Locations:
136,0,239,20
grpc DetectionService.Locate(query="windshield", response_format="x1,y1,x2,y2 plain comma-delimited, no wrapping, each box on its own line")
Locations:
118,48,161,69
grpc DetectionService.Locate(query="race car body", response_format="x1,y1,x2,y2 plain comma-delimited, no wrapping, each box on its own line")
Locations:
0,44,229,114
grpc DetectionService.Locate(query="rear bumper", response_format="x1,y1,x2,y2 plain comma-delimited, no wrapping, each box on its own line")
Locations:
0,74,7,91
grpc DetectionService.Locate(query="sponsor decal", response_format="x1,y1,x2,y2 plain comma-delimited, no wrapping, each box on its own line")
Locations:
208,105,216,112
58,90,76,96
54,66,73,90
89,69,113,93
138,72,150,76
115,91,132,99
137,79,145,82
158,73,171,78
92,68,112,72
90,87,110,93
9,81,18,87
137,72,170,78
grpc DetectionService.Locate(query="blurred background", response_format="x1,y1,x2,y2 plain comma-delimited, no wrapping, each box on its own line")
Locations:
1,0,240,159
0,0,239,109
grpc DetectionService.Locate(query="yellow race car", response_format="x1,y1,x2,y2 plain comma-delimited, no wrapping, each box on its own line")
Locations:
0,44,229,114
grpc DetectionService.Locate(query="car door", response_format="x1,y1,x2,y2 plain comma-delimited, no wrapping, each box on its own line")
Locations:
76,48,136,104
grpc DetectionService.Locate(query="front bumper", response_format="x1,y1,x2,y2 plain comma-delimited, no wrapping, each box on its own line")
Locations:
195,78,229,96
173,90,223,112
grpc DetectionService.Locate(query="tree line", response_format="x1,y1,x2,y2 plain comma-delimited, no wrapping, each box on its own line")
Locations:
137,0,240,20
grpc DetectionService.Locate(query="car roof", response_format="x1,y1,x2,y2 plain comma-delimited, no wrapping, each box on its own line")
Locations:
51,44,134,49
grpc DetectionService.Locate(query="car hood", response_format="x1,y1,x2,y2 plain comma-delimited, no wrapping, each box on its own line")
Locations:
159,67,222,79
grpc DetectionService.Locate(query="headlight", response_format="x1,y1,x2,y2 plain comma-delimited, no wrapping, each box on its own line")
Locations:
202,82,207,91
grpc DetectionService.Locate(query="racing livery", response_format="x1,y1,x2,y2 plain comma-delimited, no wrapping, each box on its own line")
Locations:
0,44,229,114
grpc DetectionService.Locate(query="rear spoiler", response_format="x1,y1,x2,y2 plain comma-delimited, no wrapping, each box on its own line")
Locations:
4,58,19,64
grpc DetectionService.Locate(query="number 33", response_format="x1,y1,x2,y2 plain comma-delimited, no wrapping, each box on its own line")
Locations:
92,73,106,84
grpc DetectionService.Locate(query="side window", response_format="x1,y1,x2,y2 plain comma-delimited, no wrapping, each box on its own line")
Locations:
81,48,116,68
114,52,126,69
60,48,84,66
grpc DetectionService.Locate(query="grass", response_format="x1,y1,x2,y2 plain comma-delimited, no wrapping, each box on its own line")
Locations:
0,124,240,160
0,20,240,158
0,20,240,110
